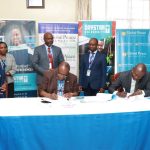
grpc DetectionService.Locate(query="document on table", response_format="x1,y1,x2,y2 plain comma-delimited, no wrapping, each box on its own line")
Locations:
96,93,113,102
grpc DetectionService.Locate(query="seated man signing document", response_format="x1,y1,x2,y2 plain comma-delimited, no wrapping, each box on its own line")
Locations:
38,61,79,100
108,63,150,98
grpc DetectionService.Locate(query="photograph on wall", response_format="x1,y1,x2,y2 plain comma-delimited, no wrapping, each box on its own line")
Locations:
0,20,37,97
78,21,116,89
116,29,150,72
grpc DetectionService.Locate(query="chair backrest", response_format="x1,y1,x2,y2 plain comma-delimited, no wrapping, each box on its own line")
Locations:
111,72,120,82
111,72,124,92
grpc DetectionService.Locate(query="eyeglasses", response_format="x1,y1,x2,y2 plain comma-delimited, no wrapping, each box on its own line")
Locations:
0,46,7,49
57,73,67,80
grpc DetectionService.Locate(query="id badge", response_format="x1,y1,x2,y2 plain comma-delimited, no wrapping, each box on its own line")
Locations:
49,63,52,69
86,69,91,76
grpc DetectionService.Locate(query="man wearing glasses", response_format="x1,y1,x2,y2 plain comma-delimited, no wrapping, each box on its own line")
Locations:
108,63,150,98
38,61,79,100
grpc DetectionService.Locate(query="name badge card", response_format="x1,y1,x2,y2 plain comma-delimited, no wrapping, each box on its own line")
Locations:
49,63,52,69
86,69,91,76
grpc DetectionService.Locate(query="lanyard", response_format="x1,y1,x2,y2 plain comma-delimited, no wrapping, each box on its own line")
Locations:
57,80,65,96
0,59,6,70
0,59,6,87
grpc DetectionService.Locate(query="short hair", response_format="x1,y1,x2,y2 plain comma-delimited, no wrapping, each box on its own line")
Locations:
59,61,70,71
0,41,8,48
90,38,98,44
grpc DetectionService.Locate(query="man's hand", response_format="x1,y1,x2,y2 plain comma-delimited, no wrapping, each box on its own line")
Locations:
99,88,105,93
128,89,143,98
0,83,7,92
116,91,127,98
79,85,82,91
49,93,58,100
6,72,11,76
64,93,73,99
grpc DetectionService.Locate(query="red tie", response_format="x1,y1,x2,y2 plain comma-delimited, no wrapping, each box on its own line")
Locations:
48,47,53,69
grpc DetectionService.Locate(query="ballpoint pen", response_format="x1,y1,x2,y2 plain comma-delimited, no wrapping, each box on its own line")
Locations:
41,99,52,103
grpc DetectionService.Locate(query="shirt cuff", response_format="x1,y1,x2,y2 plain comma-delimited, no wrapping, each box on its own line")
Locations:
141,90,145,96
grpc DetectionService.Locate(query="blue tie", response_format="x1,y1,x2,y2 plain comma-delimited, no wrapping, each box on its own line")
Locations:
89,53,95,68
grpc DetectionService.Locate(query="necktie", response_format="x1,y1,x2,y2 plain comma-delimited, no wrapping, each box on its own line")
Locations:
48,47,53,69
89,53,95,69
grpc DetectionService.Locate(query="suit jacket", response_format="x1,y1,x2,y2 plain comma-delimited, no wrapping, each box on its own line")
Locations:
108,70,150,97
0,61,6,98
32,44,64,84
38,69,79,94
79,51,107,90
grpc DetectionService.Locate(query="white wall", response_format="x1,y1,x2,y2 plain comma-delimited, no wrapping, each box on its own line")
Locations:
0,0,77,22
0,0,77,45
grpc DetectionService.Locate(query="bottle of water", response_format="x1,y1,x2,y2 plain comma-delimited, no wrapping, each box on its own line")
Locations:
79,91,84,99
111,93,117,100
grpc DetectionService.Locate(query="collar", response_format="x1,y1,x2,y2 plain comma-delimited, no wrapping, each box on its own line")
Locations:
89,50,97,54
45,44,52,49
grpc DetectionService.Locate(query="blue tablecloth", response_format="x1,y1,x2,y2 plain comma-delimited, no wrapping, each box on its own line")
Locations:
0,111,150,150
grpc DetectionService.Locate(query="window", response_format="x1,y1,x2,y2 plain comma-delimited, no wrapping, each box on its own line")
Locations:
92,0,150,29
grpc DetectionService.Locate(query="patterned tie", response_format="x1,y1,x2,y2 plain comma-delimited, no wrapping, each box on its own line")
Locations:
48,47,53,69
89,53,95,69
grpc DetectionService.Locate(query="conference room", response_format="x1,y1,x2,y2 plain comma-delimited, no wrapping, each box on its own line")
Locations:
0,0,150,149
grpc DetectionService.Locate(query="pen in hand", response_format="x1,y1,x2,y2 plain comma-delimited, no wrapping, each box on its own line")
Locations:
63,93,72,100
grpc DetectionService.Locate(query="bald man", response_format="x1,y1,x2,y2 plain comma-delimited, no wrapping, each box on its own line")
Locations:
39,62,79,100
32,32,64,85
108,63,150,97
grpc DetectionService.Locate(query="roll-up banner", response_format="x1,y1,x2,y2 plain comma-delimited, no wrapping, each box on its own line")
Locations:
78,21,116,89
116,29,150,72
0,20,37,97
38,23,78,75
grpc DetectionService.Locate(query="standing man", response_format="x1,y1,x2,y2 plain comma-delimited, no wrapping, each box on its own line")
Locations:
32,32,64,85
79,38,107,96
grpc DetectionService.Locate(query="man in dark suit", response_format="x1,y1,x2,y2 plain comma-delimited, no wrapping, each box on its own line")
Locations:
108,63,150,97
38,61,79,100
79,38,107,96
32,32,64,84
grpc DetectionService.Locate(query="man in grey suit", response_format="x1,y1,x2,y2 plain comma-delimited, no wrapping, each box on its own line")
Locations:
108,63,150,97
32,32,64,84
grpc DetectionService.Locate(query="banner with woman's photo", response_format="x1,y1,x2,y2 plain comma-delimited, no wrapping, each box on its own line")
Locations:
38,23,78,75
0,20,37,97
78,20,116,89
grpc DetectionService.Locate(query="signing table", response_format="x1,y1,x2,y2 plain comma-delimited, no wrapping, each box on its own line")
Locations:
0,95,150,150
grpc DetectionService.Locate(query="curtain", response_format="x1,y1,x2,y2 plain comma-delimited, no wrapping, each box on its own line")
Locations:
76,0,92,20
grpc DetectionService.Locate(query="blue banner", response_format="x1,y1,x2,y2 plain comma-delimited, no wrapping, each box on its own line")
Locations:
38,23,78,34
14,73,37,97
0,20,37,97
116,29,150,72
81,21,113,39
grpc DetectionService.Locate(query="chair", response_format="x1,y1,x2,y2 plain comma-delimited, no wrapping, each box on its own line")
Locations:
111,72,120,82
110,72,124,92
